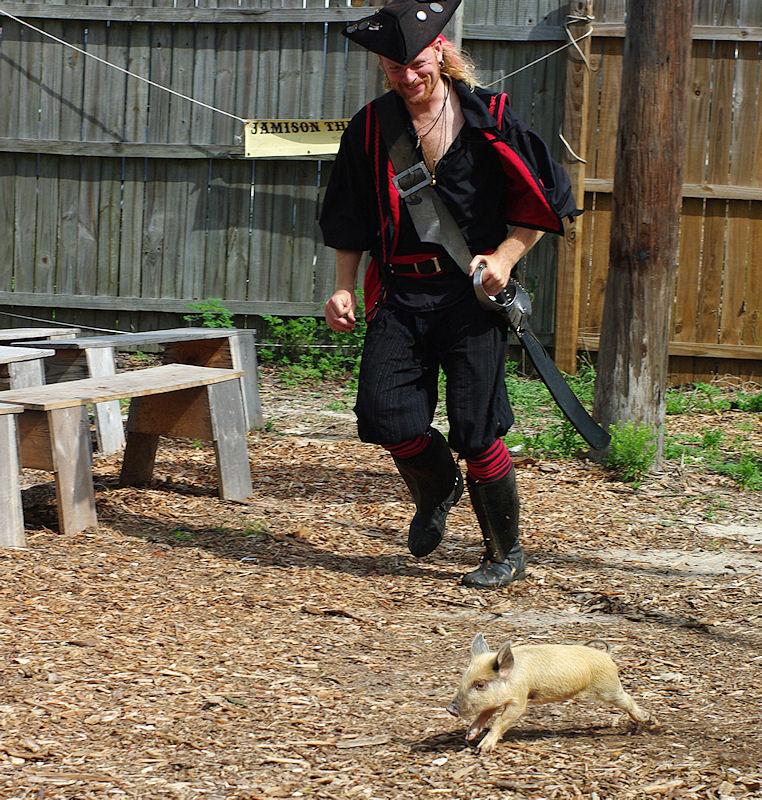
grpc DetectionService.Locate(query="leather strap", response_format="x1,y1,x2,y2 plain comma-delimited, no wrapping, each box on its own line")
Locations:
376,91,474,276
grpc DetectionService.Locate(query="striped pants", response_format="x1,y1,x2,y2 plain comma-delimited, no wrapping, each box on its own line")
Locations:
354,293,514,458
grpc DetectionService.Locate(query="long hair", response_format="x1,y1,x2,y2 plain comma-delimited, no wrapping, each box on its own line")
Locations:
440,38,478,89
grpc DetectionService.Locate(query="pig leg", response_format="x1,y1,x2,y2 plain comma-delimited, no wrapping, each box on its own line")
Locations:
597,683,653,724
477,699,527,753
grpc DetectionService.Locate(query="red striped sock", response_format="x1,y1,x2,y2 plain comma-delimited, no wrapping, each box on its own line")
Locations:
383,432,432,459
466,439,513,483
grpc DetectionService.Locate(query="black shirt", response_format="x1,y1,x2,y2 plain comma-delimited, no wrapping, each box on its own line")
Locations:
320,81,509,312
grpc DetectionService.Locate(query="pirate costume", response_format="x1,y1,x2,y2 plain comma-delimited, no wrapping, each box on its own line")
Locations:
320,0,580,588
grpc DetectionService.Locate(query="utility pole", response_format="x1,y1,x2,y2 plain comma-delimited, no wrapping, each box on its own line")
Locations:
592,0,693,462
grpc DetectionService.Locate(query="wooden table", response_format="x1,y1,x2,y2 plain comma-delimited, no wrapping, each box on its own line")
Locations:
0,402,26,548
0,345,55,391
0,327,80,343
14,328,263,454
0,365,253,535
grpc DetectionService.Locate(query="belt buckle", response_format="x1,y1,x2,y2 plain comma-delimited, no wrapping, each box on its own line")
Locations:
391,161,433,200
412,256,441,275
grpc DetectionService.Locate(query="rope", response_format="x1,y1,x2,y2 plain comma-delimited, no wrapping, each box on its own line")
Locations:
483,15,594,89
0,5,247,125
0,308,123,333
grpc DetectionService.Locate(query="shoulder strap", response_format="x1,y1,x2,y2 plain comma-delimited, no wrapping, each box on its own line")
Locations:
373,92,474,275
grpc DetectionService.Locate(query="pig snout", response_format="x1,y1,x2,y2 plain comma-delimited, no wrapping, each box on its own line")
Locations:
446,701,460,717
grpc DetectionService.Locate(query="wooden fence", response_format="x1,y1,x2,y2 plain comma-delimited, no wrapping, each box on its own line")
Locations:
571,0,762,384
0,0,760,383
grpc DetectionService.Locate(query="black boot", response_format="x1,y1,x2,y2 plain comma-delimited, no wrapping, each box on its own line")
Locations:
462,469,526,589
393,429,464,558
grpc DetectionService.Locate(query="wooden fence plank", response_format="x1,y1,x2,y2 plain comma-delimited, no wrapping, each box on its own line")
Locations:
696,198,726,344
722,199,752,346
14,156,37,294
0,157,17,292
35,156,60,294
743,201,762,346
673,198,704,344
705,41,735,187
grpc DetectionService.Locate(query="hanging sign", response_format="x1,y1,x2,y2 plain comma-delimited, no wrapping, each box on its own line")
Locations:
244,119,350,158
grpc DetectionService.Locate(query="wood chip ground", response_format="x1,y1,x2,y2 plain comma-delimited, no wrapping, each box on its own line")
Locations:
2,369,760,799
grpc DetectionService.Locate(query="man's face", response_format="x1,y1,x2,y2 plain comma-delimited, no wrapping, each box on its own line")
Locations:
379,42,443,105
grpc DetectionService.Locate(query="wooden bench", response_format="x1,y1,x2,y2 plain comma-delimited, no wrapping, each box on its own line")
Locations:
14,327,263,455
0,365,253,535
0,326,80,343
0,402,26,548
0,345,55,391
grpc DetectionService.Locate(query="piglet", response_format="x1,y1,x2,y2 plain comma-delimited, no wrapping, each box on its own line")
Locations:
447,633,655,753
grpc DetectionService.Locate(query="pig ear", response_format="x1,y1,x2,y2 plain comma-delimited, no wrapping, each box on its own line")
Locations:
471,633,490,657
496,641,515,678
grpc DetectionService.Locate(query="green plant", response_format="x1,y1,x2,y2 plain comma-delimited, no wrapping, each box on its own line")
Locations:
733,391,762,412
259,296,367,385
710,453,762,491
170,529,196,542
244,520,269,538
518,416,585,460
666,382,731,415
606,421,658,486
184,299,235,329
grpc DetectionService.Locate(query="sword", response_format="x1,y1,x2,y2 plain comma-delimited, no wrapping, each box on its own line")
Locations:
473,268,611,451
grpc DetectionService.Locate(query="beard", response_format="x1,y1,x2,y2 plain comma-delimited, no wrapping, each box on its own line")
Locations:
394,72,438,105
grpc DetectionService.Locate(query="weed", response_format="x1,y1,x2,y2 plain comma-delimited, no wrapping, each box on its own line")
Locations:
259,297,366,385
518,415,585,460
606,421,657,486
666,382,731,414
326,399,349,411
733,391,762,412
184,299,235,329
711,453,762,491
244,520,269,537
170,529,195,542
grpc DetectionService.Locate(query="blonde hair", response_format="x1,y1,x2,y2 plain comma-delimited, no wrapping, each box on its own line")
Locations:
440,39,478,89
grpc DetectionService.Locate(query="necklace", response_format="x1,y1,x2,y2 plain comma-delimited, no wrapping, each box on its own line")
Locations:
413,78,451,150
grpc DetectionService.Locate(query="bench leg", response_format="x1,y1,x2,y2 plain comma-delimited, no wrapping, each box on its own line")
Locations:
48,407,98,534
207,379,253,501
0,415,25,548
120,432,160,486
85,347,126,455
8,359,46,390
228,333,264,430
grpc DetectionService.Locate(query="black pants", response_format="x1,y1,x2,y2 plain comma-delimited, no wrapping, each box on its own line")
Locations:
354,294,514,458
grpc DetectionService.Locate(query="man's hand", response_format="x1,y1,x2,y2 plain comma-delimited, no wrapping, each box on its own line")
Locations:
469,228,544,296
325,289,357,332
468,253,512,296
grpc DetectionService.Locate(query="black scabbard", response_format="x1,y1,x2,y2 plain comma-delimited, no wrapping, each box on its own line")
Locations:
514,325,611,451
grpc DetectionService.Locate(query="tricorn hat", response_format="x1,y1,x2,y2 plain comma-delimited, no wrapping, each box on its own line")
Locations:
343,0,461,66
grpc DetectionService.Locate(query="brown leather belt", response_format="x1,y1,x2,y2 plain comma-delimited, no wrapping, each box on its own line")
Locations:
387,256,443,276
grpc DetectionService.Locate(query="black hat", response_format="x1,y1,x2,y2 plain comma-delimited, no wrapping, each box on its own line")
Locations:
343,0,461,66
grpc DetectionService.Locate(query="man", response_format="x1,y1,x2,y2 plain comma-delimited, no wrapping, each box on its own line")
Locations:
320,0,579,588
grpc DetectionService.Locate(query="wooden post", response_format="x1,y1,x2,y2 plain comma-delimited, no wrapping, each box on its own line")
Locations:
592,0,693,459
0,407,25,548
554,0,593,375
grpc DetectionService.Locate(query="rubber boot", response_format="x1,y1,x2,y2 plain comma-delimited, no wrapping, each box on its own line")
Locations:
393,429,464,558
461,469,526,589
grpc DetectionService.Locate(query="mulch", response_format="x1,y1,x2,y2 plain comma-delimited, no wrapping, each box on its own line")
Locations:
1,370,760,800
